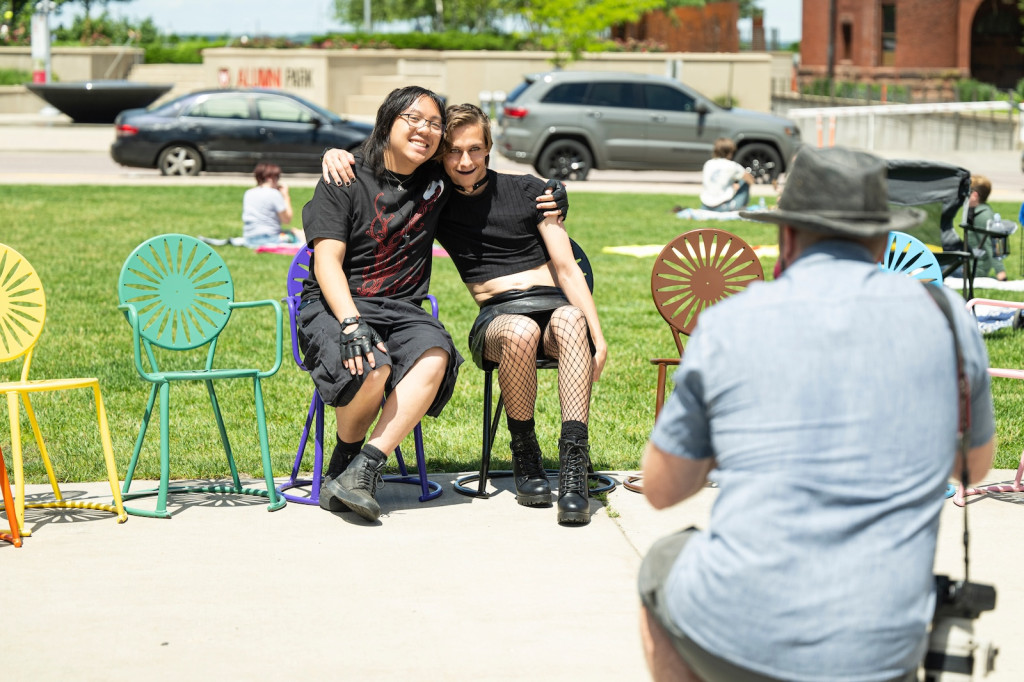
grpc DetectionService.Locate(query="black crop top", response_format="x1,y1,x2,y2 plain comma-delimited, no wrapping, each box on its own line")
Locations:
435,170,552,283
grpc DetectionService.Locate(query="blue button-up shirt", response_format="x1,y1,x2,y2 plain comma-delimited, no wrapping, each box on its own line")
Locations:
651,239,994,681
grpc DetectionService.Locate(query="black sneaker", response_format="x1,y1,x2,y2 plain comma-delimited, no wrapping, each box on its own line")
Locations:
321,450,385,521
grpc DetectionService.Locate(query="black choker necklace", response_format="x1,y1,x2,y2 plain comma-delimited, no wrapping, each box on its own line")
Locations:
454,176,489,194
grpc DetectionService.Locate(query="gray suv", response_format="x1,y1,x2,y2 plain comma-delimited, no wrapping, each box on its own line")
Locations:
496,71,802,182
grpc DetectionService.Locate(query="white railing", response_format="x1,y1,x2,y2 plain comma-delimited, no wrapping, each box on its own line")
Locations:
784,100,1018,151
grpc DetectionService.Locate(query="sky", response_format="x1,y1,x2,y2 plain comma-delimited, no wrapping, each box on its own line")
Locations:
93,0,802,44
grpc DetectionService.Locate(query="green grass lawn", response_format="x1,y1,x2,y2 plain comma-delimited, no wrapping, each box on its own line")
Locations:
2,184,1023,483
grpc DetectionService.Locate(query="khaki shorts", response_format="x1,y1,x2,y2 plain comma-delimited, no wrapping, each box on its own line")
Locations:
638,528,918,682
639,528,788,682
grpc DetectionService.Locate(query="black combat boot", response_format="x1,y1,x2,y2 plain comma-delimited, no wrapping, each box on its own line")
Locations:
509,430,552,507
557,436,591,525
320,447,386,521
319,439,361,513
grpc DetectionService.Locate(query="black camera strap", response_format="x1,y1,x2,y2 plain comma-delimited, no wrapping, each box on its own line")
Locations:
922,284,973,583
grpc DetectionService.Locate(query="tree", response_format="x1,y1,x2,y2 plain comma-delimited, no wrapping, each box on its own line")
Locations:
333,0,509,33
516,0,704,65
711,0,759,20
328,0,754,65
7,0,131,24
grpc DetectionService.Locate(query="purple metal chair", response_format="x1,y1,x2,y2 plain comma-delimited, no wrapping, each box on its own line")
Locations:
277,246,442,505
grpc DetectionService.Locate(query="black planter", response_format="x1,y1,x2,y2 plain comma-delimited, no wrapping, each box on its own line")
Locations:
26,81,173,124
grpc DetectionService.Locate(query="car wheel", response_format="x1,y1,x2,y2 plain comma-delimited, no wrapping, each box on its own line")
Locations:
735,143,783,185
158,145,203,176
536,139,592,181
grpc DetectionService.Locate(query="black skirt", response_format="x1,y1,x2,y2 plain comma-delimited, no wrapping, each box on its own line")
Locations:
467,286,575,369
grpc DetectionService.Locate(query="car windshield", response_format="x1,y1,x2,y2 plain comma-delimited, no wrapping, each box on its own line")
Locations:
149,97,190,117
287,94,344,122
147,91,344,123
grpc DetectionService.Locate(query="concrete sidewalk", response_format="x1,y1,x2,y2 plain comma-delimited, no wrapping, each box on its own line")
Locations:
3,470,1022,681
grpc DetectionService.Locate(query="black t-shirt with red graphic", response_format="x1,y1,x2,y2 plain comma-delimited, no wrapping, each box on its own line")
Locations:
302,154,450,305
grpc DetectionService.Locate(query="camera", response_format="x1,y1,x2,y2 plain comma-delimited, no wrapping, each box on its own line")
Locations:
922,575,998,681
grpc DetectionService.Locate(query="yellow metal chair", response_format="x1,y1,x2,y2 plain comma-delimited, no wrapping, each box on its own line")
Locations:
0,243,127,536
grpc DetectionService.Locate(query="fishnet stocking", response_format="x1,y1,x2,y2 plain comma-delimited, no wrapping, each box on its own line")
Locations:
543,306,592,424
484,314,540,421
483,306,592,425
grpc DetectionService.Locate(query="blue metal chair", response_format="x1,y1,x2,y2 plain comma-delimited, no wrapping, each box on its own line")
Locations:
276,246,442,505
880,231,943,285
117,234,286,518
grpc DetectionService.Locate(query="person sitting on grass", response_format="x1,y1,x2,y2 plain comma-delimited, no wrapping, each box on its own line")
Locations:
242,162,304,248
697,137,755,213
964,174,1007,282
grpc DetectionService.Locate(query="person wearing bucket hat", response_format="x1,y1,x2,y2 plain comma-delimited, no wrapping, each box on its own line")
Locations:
637,145,995,682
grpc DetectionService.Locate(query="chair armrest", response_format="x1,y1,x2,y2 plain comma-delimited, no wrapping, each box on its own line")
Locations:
118,303,161,382
229,298,284,378
283,294,307,371
966,298,1024,312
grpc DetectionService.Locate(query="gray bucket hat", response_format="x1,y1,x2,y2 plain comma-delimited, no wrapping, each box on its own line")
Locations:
739,146,925,236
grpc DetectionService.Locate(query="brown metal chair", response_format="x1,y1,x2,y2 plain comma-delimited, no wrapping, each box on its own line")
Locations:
626,229,765,493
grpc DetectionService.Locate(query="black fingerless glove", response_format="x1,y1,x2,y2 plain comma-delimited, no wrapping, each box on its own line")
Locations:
541,178,569,221
340,317,383,362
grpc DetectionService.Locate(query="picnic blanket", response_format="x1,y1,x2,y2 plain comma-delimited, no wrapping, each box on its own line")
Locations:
602,244,779,259
198,235,303,255
970,304,1021,335
674,204,770,222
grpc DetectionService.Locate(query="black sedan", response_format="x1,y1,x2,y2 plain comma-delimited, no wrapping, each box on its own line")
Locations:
111,89,373,176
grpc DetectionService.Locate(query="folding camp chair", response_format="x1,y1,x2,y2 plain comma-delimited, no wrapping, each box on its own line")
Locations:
951,298,1024,506
885,159,973,297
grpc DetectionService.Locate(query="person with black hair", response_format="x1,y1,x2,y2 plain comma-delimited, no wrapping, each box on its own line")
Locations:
297,85,462,522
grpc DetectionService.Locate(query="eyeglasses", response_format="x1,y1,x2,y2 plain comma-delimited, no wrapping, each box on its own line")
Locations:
397,112,444,134
445,146,488,160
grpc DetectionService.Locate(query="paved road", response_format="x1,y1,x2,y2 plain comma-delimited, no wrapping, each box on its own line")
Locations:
3,115,1022,200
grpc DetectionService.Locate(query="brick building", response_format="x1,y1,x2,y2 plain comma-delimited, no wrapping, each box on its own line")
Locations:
611,2,740,53
800,0,1023,92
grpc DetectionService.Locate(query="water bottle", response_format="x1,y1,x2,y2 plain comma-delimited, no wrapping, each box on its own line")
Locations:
759,196,766,211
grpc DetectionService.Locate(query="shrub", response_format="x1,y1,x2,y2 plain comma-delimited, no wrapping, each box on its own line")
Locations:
310,31,526,51
954,78,1003,102
0,68,32,85
143,39,228,64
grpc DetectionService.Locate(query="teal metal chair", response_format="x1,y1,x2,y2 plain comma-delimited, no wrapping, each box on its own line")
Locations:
117,234,286,518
